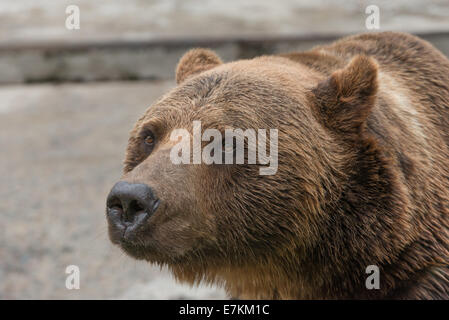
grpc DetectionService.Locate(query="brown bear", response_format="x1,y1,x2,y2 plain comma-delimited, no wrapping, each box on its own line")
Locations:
106,32,449,299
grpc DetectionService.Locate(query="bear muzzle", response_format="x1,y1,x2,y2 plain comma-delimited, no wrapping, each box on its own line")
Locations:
106,181,160,243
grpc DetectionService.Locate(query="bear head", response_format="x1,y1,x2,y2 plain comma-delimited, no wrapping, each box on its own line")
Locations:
105,48,409,298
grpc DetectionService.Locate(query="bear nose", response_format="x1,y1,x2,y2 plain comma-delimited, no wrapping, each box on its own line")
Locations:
106,181,160,239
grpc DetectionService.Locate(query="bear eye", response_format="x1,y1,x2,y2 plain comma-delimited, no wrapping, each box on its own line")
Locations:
223,138,235,153
142,131,155,151
144,134,154,146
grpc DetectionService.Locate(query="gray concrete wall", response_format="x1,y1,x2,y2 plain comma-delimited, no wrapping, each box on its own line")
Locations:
0,0,448,84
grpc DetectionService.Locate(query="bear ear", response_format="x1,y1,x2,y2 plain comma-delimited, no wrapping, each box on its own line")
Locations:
311,55,378,136
175,48,223,84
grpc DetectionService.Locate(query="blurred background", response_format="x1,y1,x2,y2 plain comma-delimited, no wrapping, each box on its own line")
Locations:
0,0,448,299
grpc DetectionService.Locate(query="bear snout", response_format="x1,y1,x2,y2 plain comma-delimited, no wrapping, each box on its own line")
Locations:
106,181,160,243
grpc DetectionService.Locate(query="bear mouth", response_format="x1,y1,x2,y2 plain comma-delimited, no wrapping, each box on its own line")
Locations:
118,241,150,260
118,239,178,264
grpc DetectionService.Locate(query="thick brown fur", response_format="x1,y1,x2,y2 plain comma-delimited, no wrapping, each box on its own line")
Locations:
112,32,449,299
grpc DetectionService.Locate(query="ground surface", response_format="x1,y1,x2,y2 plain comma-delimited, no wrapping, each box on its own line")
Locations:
0,81,227,299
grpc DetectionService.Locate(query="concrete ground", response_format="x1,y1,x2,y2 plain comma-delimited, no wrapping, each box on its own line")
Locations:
0,81,227,299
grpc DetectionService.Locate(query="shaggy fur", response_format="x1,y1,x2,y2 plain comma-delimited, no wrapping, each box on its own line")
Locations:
109,32,449,299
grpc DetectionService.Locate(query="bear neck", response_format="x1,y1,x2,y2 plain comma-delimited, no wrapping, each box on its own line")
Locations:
221,133,416,299
293,130,418,299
